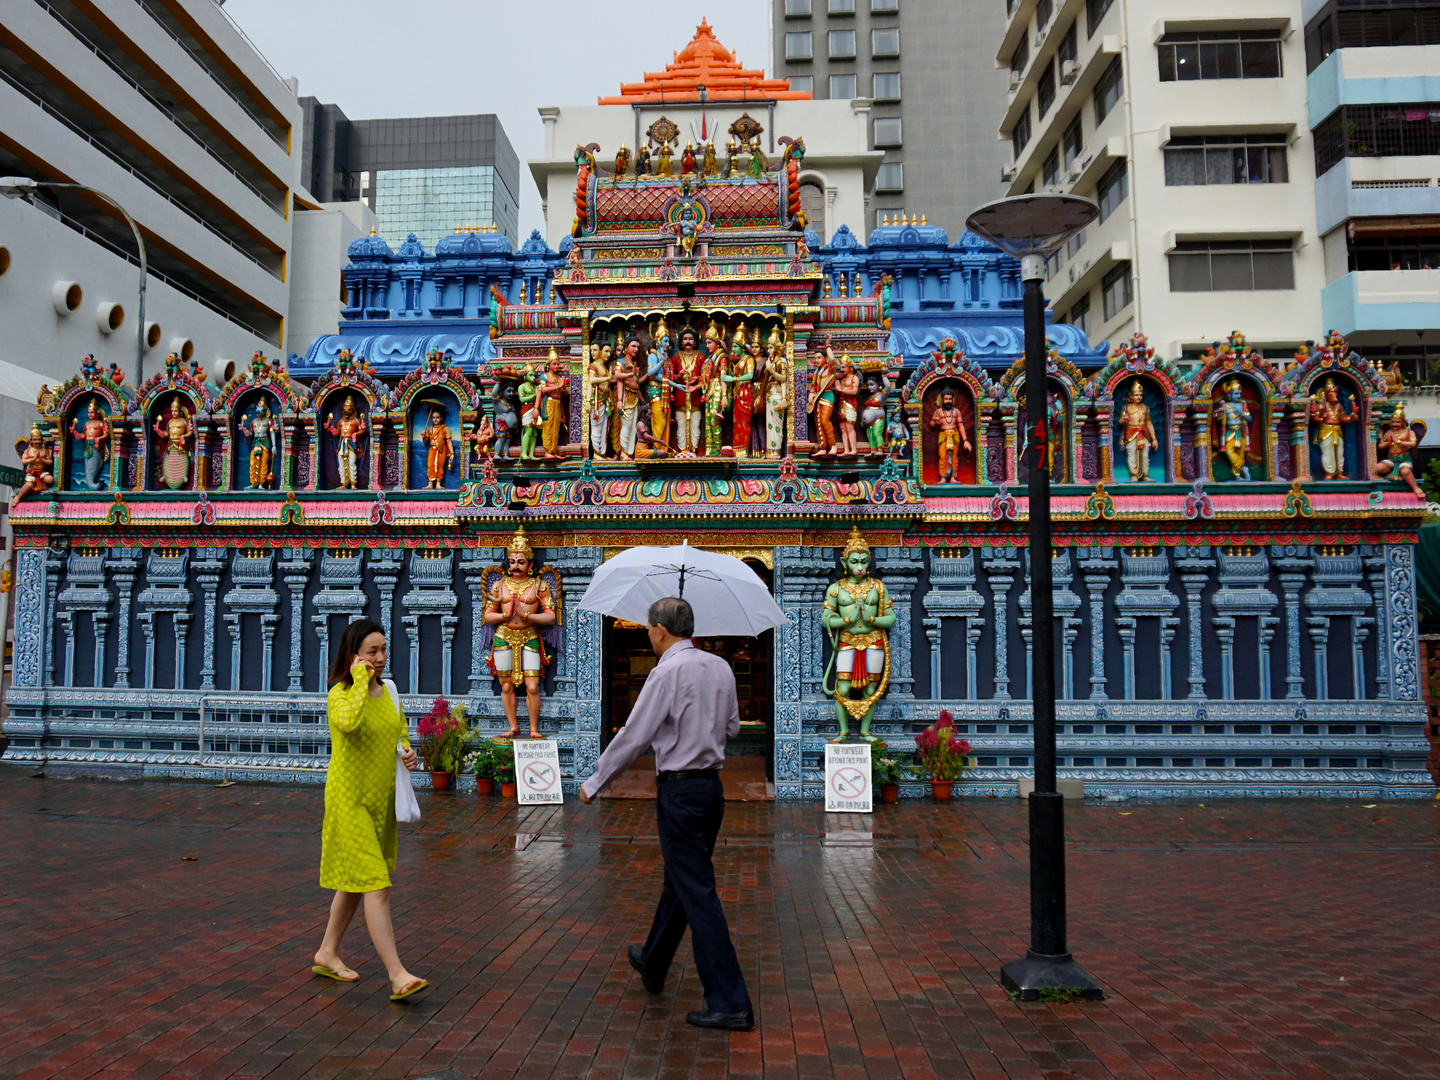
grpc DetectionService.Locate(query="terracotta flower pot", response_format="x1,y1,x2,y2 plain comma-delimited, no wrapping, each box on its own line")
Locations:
931,780,954,803
499,781,517,798
880,783,899,804
429,770,452,792
475,777,494,795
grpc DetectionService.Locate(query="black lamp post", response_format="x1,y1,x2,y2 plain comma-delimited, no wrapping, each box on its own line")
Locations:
966,194,1102,1001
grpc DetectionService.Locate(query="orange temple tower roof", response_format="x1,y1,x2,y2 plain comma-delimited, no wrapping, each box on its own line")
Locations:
598,19,812,104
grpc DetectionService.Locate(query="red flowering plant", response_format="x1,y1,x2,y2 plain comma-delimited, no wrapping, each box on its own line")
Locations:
416,696,470,773
914,710,972,782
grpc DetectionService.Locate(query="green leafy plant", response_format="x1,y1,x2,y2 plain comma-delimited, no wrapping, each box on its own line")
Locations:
914,710,972,782
490,740,516,785
870,738,902,786
463,743,496,780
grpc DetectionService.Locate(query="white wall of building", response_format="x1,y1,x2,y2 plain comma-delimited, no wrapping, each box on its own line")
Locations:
287,200,374,360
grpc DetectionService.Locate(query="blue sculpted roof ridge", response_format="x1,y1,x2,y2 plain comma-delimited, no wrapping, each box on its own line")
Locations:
347,232,394,260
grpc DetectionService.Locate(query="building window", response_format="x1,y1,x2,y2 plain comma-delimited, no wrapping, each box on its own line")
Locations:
785,31,813,60
1348,230,1440,271
1314,103,1440,176
872,0,898,10
874,117,903,146
1097,159,1128,221
877,161,904,190
1102,261,1133,319
830,74,857,99
1063,113,1084,168
1164,134,1289,185
873,72,901,100
829,29,857,57
1070,292,1092,338
1306,4,1440,73
1011,33,1030,79
375,165,503,250
1042,146,1061,188
1168,240,1296,291
785,0,812,14
872,27,901,56
1158,31,1283,81
1058,21,1079,66
799,182,827,243
1093,57,1123,124
1066,226,1087,258
829,0,855,12
1012,105,1032,157
1086,0,1114,38
1036,59,1057,116
1036,0,1054,30
789,75,814,95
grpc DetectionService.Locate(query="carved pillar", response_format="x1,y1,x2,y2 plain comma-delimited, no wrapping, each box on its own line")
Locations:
1061,616,1078,700
57,610,75,688
371,549,403,680
279,548,309,691
10,548,47,689
43,545,65,687
195,553,225,690
259,614,279,692
1273,547,1312,700
441,614,457,696
370,414,386,492
877,546,920,702
224,610,241,690
1365,553,1390,701
774,547,829,798
1353,616,1371,701
1383,544,1420,701
1259,615,1278,700
1115,617,1136,700
461,549,493,697
1077,548,1116,700
966,621,982,701
174,612,191,690
981,547,1020,700
108,549,139,689
92,611,110,689
1307,616,1330,700
1213,616,1236,699
138,610,158,689
1159,616,1179,701
1175,547,1213,700
923,617,941,699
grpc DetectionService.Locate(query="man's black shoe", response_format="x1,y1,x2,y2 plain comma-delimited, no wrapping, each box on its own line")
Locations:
686,1008,755,1031
627,945,664,995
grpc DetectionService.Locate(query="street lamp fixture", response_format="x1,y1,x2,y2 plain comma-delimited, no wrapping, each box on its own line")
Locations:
0,176,149,385
966,193,1101,1002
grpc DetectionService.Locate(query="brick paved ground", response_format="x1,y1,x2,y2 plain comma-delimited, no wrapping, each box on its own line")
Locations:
2,766,1439,1080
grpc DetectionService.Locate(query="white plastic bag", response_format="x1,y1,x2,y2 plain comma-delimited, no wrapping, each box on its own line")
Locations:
387,679,421,823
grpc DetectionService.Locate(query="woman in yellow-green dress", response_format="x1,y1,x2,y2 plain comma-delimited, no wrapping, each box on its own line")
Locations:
311,618,429,1000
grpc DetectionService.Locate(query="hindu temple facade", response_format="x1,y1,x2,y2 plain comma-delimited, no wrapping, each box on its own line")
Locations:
2,86,1432,799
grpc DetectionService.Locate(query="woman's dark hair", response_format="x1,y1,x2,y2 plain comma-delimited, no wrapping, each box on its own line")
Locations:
329,618,385,687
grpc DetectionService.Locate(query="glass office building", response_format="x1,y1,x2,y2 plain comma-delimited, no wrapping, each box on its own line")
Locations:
374,165,518,249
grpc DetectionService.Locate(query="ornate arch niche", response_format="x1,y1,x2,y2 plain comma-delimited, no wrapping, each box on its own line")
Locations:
136,357,212,491
1188,333,1285,483
901,341,995,487
55,367,127,493
229,388,285,490
1085,332,1188,483
1206,372,1269,482
1301,369,1367,481
307,350,388,491
392,349,481,490
1000,357,1078,485
1282,331,1389,482
1109,376,1170,482
215,353,309,492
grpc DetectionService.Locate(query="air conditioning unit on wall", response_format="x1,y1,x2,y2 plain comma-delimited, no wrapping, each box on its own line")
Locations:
1061,59,1079,84
1009,69,1022,90
1001,164,1018,182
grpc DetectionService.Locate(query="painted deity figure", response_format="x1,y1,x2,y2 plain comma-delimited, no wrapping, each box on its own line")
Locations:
746,137,767,178
886,407,911,460
483,527,559,740
1310,378,1358,480
634,142,651,177
1376,405,1425,498
613,145,629,179
702,327,730,457
587,342,613,458
242,399,276,488
469,414,495,466
420,407,454,488
668,326,706,456
834,357,862,457
539,352,569,457
70,400,111,491
154,397,195,490
643,317,671,446
1211,378,1252,481
517,364,542,461
492,377,520,459
681,142,697,175
324,395,366,489
822,528,896,741
927,387,971,483
808,342,839,456
1118,380,1158,482
14,423,54,504
763,328,791,458
609,337,643,460
860,375,888,454
654,140,673,178
724,326,756,458
702,141,718,176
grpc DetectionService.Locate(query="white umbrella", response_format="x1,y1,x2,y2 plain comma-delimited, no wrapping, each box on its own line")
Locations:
578,541,789,637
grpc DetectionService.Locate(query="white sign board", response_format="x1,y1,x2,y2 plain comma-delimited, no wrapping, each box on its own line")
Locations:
824,742,872,813
513,739,563,804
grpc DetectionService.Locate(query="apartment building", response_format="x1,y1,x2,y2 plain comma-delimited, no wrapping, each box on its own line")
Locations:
771,0,1010,237
1305,0,1440,390
0,0,303,449
996,0,1324,362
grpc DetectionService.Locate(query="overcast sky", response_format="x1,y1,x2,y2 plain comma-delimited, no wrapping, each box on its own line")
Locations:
224,0,771,233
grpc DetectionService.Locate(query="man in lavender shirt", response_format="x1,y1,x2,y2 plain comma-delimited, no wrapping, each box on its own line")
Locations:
578,597,754,1031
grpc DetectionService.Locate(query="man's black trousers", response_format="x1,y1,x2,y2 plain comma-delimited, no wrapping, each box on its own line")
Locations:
636,773,751,1014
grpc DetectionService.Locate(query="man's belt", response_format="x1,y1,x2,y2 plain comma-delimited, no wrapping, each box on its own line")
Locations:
656,767,720,784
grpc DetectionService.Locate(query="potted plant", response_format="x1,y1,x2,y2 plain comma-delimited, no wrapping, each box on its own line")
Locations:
914,710,971,803
491,740,517,798
871,738,902,803
416,697,469,792
465,743,495,795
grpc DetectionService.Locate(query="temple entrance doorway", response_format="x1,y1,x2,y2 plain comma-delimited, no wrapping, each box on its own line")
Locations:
598,556,775,800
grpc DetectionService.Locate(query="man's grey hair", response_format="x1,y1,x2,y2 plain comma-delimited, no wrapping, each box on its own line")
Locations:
648,596,695,638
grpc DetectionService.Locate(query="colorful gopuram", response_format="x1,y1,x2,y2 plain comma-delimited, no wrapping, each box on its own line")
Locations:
3,121,1430,799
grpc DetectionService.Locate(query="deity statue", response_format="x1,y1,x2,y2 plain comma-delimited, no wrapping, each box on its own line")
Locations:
587,342,613,458
886,406,911,460
481,527,561,740
725,137,740,178
926,386,971,483
491,375,520,459
419,406,454,489
517,365,542,461
70,399,111,491
747,328,768,456
613,144,629,179
469,414,495,466
1309,377,1358,480
634,142,651,177
609,337,643,461
681,141,697,175
241,399,276,488
538,351,569,457
834,356,862,457
1375,405,1425,499
807,341,839,457
668,325,706,456
724,326,756,458
701,141,718,177
702,325,730,457
153,397,196,490
763,327,790,458
643,316,671,446
860,374,888,455
1382,359,1404,396
674,207,700,258
13,423,54,504
1118,380,1158,482
1211,378,1252,481
746,137,767,178
324,394,366,489
822,527,896,741
654,140,673,177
